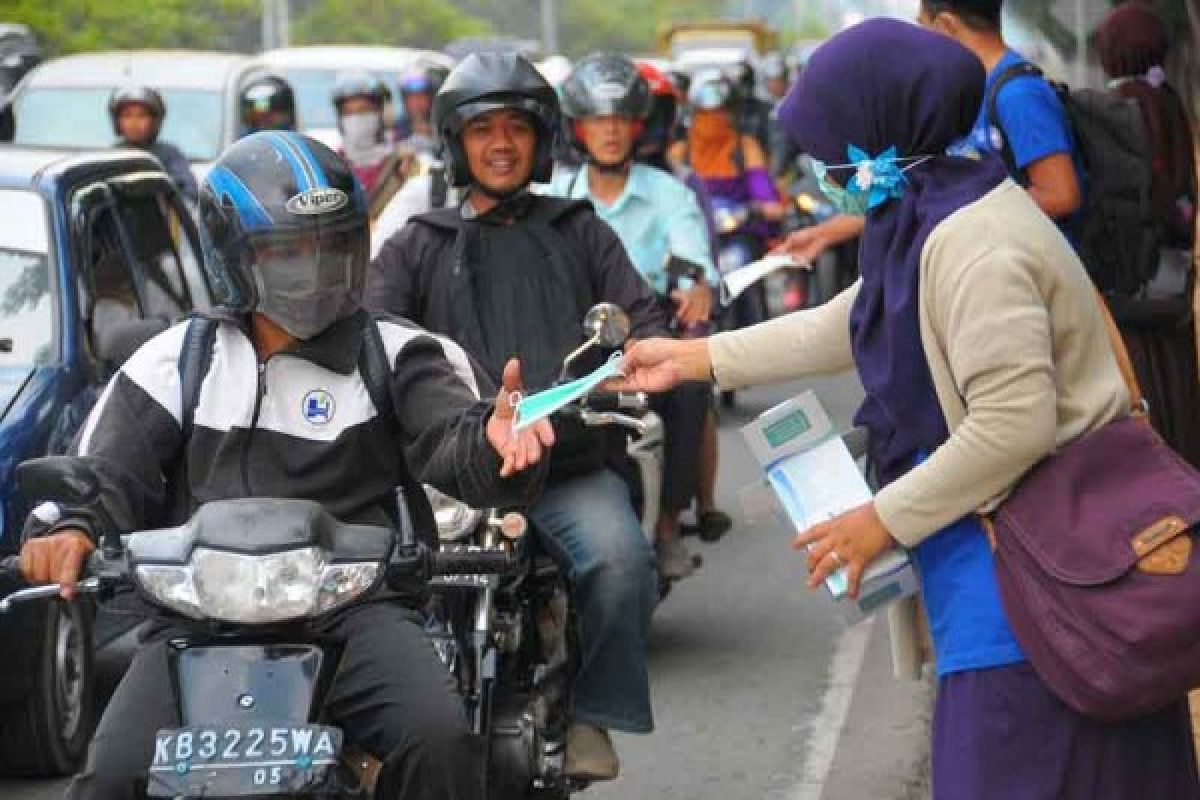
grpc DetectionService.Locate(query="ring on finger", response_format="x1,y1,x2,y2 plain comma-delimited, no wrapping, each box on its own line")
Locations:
829,550,844,567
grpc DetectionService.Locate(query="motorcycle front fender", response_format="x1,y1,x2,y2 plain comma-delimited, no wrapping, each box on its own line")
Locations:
169,643,334,726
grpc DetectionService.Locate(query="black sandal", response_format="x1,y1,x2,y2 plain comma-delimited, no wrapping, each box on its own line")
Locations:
683,510,733,542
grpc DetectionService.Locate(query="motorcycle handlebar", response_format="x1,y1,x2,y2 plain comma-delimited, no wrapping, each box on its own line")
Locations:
581,391,646,413
431,546,519,577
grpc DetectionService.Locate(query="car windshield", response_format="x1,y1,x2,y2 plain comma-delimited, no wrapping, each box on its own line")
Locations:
14,87,224,161
0,189,54,367
284,68,405,131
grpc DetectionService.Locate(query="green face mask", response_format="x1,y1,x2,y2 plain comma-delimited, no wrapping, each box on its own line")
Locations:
811,159,871,216
514,354,625,430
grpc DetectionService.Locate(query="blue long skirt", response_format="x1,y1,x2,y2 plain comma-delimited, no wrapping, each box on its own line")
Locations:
933,662,1199,799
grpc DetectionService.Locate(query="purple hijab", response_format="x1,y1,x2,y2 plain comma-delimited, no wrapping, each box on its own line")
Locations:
776,19,1009,484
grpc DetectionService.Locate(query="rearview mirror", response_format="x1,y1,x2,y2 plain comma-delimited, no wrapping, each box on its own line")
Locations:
92,313,168,370
583,303,631,350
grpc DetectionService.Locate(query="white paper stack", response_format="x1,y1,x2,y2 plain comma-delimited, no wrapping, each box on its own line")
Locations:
741,391,918,621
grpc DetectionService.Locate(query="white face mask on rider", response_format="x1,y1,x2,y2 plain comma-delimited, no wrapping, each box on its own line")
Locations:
340,112,383,153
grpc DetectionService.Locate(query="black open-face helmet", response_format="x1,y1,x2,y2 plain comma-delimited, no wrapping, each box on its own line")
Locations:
431,52,559,188
560,52,652,121
239,71,297,135
107,85,166,138
198,132,368,340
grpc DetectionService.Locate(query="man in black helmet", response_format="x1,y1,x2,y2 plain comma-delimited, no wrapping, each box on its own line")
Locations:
17,131,552,800
239,71,298,136
109,84,198,202
367,52,669,782
553,52,722,574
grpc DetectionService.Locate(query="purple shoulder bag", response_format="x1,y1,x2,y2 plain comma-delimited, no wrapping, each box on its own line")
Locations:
989,298,1200,721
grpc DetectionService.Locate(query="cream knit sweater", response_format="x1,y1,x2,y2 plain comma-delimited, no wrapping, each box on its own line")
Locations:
709,181,1130,548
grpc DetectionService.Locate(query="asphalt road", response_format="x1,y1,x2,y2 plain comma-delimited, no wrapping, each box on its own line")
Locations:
2,372,931,800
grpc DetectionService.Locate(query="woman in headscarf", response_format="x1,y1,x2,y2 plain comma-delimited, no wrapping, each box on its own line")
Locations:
613,19,1199,798
1095,1,1200,468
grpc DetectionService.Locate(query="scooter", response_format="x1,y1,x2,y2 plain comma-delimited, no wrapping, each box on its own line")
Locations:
778,156,859,311
711,197,769,408
0,487,520,799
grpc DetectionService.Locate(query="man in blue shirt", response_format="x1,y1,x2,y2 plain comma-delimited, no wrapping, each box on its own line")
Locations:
551,52,721,578
779,0,1086,262
918,0,1083,223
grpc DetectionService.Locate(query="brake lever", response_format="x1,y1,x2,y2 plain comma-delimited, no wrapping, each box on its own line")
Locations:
0,577,102,613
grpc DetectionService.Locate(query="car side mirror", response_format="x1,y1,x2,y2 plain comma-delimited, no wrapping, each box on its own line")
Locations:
91,314,167,370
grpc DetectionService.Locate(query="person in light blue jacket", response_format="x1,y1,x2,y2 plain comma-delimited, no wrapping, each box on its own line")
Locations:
551,52,727,575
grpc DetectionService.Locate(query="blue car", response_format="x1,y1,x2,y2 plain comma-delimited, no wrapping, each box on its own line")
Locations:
0,146,210,776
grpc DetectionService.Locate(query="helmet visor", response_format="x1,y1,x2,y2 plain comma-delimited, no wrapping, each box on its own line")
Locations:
689,81,728,111
249,226,366,340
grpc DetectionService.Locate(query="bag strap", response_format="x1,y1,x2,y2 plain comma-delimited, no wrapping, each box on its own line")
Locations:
985,62,1043,183
359,317,394,424
429,164,449,210
984,292,1146,552
1094,290,1148,416
177,316,218,439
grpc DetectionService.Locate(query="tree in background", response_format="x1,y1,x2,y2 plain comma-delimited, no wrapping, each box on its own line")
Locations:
1,0,261,55
290,0,492,48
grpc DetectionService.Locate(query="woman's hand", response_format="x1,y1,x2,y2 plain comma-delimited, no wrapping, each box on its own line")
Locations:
792,502,896,599
605,337,711,393
771,214,866,265
671,281,713,326
486,358,555,478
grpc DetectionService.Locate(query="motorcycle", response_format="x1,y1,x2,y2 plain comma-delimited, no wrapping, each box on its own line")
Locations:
778,156,859,312
711,197,769,408
0,487,522,799
414,303,676,798
0,303,660,800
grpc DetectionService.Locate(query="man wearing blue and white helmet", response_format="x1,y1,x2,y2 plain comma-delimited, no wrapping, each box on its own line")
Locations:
19,132,553,800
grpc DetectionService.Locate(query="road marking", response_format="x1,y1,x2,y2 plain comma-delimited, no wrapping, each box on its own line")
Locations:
787,618,873,800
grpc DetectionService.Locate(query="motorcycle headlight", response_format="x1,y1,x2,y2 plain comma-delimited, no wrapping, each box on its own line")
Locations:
715,211,739,234
135,547,381,624
425,486,483,542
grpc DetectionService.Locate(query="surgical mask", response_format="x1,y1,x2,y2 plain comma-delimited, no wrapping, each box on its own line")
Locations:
340,112,382,152
514,354,624,430
251,230,365,340
811,145,932,216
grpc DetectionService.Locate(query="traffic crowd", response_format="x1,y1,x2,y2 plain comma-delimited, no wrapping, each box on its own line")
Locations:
7,0,1200,797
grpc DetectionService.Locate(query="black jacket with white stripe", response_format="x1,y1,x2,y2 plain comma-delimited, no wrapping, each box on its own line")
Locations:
23,310,539,545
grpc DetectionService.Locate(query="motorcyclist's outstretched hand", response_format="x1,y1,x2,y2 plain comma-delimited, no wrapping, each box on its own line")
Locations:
607,338,710,393
20,529,94,600
487,358,555,478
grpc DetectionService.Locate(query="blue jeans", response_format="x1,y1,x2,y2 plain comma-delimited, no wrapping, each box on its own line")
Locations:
528,468,657,733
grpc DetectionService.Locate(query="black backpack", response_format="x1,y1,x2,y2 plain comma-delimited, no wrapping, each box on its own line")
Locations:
174,314,437,549
987,63,1161,300
177,315,394,439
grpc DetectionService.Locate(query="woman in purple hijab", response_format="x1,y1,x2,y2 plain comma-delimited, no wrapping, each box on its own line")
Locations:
611,18,1199,799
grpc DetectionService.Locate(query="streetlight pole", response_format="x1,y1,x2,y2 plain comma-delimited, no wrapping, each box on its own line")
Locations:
261,0,290,50
261,0,275,50
540,0,559,56
278,0,290,48
1074,0,1086,87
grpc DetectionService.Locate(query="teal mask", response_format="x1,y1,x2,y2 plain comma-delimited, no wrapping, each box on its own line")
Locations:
812,159,870,216
514,354,625,430
811,146,932,216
